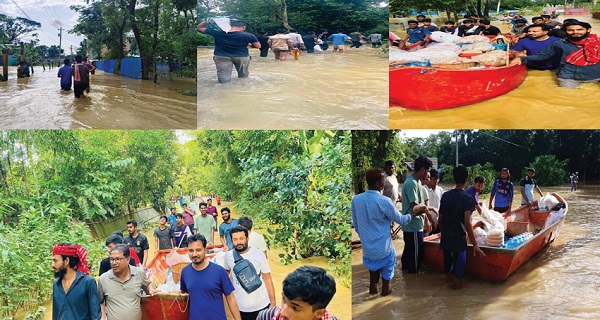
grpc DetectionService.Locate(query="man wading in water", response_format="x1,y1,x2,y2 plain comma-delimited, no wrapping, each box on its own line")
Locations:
197,19,261,84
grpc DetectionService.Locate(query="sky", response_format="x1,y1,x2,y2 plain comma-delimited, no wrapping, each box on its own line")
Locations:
1,0,84,53
400,130,453,139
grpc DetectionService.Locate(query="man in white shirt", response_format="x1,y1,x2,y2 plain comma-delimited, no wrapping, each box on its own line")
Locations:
425,168,443,234
287,29,304,49
383,160,399,204
238,216,268,258
224,226,276,320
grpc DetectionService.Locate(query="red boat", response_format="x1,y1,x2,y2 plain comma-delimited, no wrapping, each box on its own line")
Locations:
593,11,600,19
423,193,567,282
389,64,528,110
141,245,223,320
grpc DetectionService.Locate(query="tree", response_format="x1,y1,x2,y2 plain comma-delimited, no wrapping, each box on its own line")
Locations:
0,14,41,44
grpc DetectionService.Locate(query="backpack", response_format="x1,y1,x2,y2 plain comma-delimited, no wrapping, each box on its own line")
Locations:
232,250,262,293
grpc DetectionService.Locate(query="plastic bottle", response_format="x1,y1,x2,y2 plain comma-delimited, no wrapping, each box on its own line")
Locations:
166,268,174,284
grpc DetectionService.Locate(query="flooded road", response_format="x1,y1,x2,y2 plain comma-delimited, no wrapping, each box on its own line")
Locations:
353,185,600,319
197,47,388,130
0,67,196,129
389,16,600,129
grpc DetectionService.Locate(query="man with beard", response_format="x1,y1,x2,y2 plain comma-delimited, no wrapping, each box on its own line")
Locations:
180,234,241,320
52,243,101,320
98,244,157,320
510,21,600,88
510,24,561,70
465,176,485,215
219,207,239,251
194,202,215,244
256,266,339,320
124,219,149,267
457,20,476,37
488,168,514,216
224,226,276,320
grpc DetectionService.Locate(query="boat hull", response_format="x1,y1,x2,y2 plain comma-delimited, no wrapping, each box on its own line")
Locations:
423,193,567,282
389,64,527,110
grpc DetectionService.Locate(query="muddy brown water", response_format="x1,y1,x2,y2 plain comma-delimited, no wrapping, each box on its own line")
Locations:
0,67,196,129
197,47,388,130
389,16,600,129
36,202,350,320
353,185,600,319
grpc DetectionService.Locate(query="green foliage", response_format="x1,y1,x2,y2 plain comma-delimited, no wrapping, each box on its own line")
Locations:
0,202,104,318
524,155,568,186
352,130,405,193
179,130,352,283
238,132,351,284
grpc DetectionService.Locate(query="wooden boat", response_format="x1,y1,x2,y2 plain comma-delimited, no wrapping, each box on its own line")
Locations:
141,245,224,320
593,11,600,19
389,64,528,110
423,193,567,282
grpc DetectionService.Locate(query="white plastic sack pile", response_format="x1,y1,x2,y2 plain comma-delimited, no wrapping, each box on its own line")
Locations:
430,31,461,43
480,202,506,232
543,208,566,230
389,48,427,64
539,193,559,210
420,42,463,55
473,227,487,246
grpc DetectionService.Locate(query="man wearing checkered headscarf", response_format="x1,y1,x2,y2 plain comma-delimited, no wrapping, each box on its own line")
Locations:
51,243,101,320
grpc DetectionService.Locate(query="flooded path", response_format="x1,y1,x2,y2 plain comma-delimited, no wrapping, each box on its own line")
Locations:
197,47,388,130
0,67,196,129
389,16,600,129
353,186,600,319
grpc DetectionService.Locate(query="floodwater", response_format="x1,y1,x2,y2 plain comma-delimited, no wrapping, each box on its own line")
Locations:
35,201,350,320
197,47,388,130
353,185,600,319
389,16,600,129
0,67,196,129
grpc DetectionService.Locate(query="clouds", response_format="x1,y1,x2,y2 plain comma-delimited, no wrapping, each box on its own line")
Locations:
0,0,84,47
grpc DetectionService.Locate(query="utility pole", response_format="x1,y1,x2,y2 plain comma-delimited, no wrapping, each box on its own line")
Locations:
455,130,459,167
58,27,63,59
70,45,73,57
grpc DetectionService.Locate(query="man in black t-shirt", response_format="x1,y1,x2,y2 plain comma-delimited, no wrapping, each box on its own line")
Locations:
257,31,270,57
197,19,261,84
124,219,150,267
439,166,486,289
478,19,501,36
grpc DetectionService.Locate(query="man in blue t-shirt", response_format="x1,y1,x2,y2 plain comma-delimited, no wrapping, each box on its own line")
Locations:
197,19,261,84
219,207,239,251
180,234,241,320
404,20,431,47
511,24,561,70
328,30,350,53
488,168,514,216
57,59,73,91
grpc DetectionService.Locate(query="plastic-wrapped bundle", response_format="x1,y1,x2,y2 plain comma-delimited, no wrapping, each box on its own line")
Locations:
470,50,508,67
207,17,232,33
389,48,428,64
456,35,492,44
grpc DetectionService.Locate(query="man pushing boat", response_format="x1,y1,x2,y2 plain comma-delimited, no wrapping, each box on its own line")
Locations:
510,20,600,88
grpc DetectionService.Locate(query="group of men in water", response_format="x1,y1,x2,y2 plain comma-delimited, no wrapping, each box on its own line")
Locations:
51,202,340,320
196,19,383,84
57,55,96,98
353,157,548,292
395,13,600,89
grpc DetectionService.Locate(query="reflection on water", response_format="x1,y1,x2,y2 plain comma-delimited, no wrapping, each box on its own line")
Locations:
353,186,600,319
389,16,600,129
197,47,388,129
0,67,196,129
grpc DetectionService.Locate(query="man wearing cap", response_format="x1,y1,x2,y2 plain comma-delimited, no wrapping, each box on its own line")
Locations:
197,19,261,84
52,243,102,320
98,244,158,320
